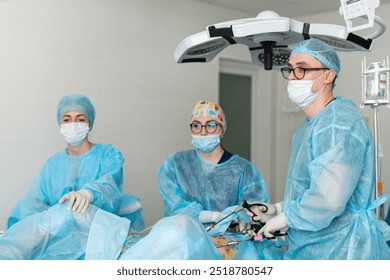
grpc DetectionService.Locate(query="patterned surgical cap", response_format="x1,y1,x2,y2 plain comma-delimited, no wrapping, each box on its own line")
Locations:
191,101,227,131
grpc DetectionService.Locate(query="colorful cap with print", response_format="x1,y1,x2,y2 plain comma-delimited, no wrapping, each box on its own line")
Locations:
191,101,227,131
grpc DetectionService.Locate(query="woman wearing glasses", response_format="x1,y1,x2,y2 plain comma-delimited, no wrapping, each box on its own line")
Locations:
158,101,283,259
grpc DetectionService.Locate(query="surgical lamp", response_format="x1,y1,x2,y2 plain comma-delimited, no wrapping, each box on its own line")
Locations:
174,0,386,70
340,0,380,33
361,56,390,219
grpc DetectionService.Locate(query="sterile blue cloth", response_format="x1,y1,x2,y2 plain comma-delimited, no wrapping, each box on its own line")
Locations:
85,207,131,260
8,143,125,228
0,204,221,260
283,96,390,259
118,193,145,231
0,203,97,259
158,149,269,218
118,215,222,260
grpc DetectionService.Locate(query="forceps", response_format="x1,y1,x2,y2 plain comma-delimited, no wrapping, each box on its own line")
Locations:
241,200,268,223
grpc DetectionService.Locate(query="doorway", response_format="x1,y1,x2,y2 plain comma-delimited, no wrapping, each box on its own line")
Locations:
218,59,262,163
219,72,251,160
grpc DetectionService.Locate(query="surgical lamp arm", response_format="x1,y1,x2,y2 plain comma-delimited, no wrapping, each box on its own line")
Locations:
367,15,386,39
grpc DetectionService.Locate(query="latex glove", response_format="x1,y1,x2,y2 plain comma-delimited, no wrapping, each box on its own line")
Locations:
238,220,247,232
246,202,282,223
198,210,221,223
227,219,246,233
258,213,289,238
59,190,92,212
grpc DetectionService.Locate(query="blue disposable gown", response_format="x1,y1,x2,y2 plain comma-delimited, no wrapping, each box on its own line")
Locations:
158,149,285,259
0,203,221,260
8,144,125,228
283,97,390,259
158,149,269,217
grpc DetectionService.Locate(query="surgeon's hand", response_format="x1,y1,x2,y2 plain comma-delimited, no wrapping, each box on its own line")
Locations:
59,190,92,212
246,202,281,223
199,210,221,223
258,213,289,238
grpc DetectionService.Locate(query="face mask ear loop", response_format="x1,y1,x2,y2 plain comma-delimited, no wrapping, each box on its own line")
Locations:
315,84,326,95
312,71,327,95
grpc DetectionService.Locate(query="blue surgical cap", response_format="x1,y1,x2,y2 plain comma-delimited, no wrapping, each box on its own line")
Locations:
291,38,340,77
57,94,96,126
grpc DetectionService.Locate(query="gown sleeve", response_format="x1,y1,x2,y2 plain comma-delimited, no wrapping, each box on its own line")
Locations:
158,154,204,219
82,145,124,214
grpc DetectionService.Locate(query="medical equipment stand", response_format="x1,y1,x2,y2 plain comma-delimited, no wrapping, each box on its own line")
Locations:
361,56,390,219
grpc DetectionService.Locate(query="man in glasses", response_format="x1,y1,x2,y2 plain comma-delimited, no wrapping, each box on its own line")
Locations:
248,38,390,259
158,100,284,259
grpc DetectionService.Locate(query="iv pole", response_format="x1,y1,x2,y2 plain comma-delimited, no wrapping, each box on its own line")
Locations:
361,56,390,219
373,103,381,217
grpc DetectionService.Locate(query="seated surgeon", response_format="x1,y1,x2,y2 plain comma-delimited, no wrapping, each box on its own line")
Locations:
158,100,284,259
8,94,143,230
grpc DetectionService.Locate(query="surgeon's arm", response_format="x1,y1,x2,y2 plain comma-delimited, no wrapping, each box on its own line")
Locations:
284,123,368,231
239,162,270,204
158,157,204,219
79,145,124,214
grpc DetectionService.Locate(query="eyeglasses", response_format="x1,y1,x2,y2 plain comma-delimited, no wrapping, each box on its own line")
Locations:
280,66,329,80
190,120,220,134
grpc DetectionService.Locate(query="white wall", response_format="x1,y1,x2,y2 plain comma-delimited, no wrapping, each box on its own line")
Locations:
0,0,255,229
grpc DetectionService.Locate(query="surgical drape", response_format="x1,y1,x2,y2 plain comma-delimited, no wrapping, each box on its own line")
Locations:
0,204,221,260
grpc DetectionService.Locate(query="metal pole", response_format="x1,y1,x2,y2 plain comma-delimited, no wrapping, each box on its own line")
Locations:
373,104,380,218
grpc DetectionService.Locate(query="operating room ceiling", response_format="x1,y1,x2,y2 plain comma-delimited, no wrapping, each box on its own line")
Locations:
193,0,390,18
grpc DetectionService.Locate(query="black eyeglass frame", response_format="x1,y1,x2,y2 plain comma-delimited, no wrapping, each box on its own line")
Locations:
190,120,221,134
280,66,329,80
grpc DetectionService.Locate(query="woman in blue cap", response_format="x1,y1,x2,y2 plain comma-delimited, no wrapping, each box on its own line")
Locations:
248,38,390,259
7,94,136,228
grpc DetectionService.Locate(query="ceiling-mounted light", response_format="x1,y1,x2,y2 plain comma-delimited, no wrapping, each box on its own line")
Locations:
173,32,230,63
174,4,385,70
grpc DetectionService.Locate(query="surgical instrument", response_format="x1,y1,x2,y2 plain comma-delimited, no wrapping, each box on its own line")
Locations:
205,204,244,232
242,200,268,223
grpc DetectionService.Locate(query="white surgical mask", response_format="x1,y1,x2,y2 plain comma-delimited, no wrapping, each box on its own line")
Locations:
191,134,220,153
60,122,90,146
287,73,326,108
